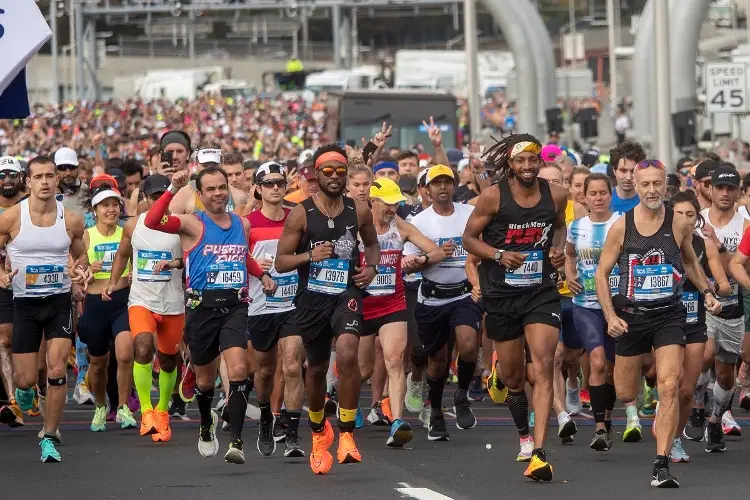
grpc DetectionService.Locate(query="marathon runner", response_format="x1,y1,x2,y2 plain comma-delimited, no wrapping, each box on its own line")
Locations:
360,177,445,447
594,159,720,488
79,177,137,432
462,134,568,481
0,155,92,462
144,167,276,464
105,174,185,443
608,140,646,214
275,144,380,475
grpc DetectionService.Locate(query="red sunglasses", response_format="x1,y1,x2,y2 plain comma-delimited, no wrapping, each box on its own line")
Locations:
635,159,666,171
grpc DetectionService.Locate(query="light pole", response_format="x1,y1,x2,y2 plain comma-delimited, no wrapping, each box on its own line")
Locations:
464,0,481,140
654,0,672,162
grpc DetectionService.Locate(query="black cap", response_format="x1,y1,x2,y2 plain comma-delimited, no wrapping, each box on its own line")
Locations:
142,174,170,195
711,165,741,188
694,160,719,180
398,175,418,194
666,173,681,187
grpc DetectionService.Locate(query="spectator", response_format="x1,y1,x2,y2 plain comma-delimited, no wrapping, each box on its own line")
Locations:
120,159,144,198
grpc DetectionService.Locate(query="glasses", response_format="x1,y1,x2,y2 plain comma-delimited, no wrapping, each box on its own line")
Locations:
0,172,19,180
318,166,347,178
635,159,666,171
259,180,286,188
56,165,77,172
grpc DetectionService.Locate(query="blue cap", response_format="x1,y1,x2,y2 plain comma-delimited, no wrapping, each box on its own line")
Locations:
446,148,464,167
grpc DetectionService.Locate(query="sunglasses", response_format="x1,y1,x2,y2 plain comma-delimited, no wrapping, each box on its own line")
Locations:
0,172,19,180
679,169,690,176
259,180,286,188
635,159,666,171
56,165,77,172
318,166,347,178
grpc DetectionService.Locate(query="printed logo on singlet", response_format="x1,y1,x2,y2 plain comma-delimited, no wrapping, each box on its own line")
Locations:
504,222,552,247
309,230,356,295
626,248,680,301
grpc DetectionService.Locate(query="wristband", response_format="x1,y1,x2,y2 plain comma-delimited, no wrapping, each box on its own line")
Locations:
703,288,715,297
260,271,272,281
167,184,180,195
366,263,379,274
420,253,430,265
307,249,313,262
718,244,728,254
477,171,490,180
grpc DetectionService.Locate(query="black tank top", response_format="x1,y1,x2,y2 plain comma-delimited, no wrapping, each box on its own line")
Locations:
296,196,360,299
616,208,684,307
479,178,557,298
682,233,706,326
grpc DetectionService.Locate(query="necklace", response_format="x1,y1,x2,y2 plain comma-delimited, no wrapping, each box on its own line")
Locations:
315,194,343,229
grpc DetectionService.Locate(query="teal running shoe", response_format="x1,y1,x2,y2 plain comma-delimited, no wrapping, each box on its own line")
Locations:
91,405,108,432
40,437,61,463
386,419,414,448
355,407,364,429
116,406,137,429
15,387,36,412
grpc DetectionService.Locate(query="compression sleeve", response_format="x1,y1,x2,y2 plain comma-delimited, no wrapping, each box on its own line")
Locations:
144,191,181,233
739,225,750,256
246,254,264,279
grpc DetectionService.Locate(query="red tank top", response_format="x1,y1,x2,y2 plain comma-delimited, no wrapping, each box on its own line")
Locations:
361,219,406,320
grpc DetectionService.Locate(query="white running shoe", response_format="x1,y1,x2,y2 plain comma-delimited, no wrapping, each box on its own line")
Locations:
721,410,742,436
198,411,220,457
566,386,582,415
516,436,534,462
73,382,95,405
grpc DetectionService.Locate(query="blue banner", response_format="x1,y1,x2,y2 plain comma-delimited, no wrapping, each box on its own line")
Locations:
0,68,30,119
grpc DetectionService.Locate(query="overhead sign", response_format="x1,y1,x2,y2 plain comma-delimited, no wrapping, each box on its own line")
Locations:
705,63,749,114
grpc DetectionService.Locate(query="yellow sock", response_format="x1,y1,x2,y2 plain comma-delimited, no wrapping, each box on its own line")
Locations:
308,409,325,424
339,408,356,423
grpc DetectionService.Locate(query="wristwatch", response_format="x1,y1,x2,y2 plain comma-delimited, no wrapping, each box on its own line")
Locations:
420,253,431,265
718,244,728,254
703,288,716,298
260,271,272,281
493,249,504,261
366,264,379,274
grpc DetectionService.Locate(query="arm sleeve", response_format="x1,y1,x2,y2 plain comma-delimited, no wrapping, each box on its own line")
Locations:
144,191,181,233
246,255,264,279
739,226,750,256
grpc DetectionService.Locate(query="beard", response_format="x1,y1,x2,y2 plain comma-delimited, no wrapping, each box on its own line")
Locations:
319,182,343,198
644,198,663,210
0,185,19,198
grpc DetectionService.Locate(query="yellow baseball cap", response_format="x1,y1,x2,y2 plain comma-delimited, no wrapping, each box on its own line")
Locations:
370,177,406,204
426,164,455,184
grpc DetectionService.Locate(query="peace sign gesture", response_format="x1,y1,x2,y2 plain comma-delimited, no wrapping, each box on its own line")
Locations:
421,116,442,148
371,122,392,148
468,139,485,172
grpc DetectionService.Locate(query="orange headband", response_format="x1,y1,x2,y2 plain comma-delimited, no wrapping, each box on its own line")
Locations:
315,152,347,169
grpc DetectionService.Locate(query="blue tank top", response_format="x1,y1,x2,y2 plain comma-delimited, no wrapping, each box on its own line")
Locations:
186,212,248,290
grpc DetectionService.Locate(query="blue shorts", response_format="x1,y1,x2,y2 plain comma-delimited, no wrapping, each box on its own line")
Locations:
416,296,482,356
559,297,584,350
572,305,615,362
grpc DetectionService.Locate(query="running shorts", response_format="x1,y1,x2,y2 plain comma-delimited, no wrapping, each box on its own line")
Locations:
0,288,13,325
559,297,584,350
78,288,130,357
706,314,743,364
185,303,248,366
484,285,561,343
415,295,482,356
363,308,408,337
572,306,615,362
12,292,73,354
614,304,686,357
247,310,294,353
405,285,423,357
128,305,185,355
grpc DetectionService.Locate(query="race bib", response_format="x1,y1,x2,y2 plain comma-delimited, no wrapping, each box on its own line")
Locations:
580,267,620,301
368,265,397,296
93,242,119,272
136,250,172,282
711,279,739,307
206,262,246,290
309,259,349,295
505,250,543,287
609,265,620,295
267,274,298,310
25,264,64,294
682,291,699,324
437,237,468,268
633,264,673,301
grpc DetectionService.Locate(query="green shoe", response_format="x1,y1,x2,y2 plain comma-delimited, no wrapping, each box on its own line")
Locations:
640,381,658,417
623,416,643,442
91,406,108,432
116,405,137,429
15,387,36,412
40,437,61,463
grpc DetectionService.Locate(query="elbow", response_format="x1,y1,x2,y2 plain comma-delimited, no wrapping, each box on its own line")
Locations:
274,256,290,274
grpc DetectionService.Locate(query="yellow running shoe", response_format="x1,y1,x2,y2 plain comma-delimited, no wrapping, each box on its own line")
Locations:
524,448,553,482
487,352,508,404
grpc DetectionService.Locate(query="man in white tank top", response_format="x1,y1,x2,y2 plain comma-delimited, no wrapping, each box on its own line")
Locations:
0,156,91,463
105,174,186,444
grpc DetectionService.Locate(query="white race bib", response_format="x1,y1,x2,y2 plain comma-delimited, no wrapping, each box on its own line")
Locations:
682,291,699,324
309,259,349,295
25,264,64,294
368,265,397,296
267,274,299,310
437,237,468,268
93,242,119,272
633,264,673,301
136,250,172,282
206,261,246,289
505,250,543,287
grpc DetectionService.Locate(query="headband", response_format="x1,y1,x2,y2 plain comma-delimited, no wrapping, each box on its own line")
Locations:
510,141,542,159
315,151,347,169
197,148,222,165
373,161,398,174
159,131,190,151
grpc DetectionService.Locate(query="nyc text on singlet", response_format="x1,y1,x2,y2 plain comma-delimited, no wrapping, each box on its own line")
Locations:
700,208,744,319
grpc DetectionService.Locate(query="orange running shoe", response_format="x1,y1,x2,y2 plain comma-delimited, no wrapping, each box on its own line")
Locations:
337,431,362,464
140,409,156,436
381,397,393,423
310,420,334,475
152,410,172,442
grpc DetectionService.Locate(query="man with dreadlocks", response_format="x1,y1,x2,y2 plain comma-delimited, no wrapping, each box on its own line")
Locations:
463,133,568,482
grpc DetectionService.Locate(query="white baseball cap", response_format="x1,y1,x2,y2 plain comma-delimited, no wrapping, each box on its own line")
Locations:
0,156,21,173
54,147,79,167
91,189,122,207
197,148,222,165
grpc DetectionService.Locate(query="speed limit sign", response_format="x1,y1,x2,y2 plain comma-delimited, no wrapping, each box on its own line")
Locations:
705,63,749,113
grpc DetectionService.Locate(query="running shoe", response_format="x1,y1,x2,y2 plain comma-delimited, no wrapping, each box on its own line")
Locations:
116,406,137,429
740,389,750,411
39,436,61,463
284,430,305,458
310,420,334,475
427,414,450,441
418,404,431,429
73,382,94,405
651,459,679,488
639,381,658,418
0,401,24,428
198,411,219,457
91,406,108,432
566,386,582,415
273,416,287,443
225,439,245,464
27,390,41,417
405,374,424,413
152,410,172,443
721,410,741,436
682,410,705,442
106,409,116,422
168,394,187,417
623,415,643,442
704,421,726,453
386,419,413,448
127,390,140,413
453,395,477,430
670,438,689,463
590,428,613,451
355,407,364,429
367,402,391,426
381,397,394,422
337,431,362,464
220,401,231,432
517,436,534,462
258,415,276,457
558,414,577,440
37,428,62,443
140,408,157,436
324,390,338,417
524,448,553,482
179,365,197,403
580,388,591,409
487,351,508,404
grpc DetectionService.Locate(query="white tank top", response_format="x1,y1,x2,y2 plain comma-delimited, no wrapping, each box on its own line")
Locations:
403,203,474,306
247,232,298,317
8,199,72,298
701,207,745,308
129,213,185,315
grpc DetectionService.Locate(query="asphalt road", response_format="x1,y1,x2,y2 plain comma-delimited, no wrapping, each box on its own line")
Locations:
2,387,750,500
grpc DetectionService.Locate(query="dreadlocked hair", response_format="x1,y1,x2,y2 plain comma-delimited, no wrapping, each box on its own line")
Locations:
483,133,542,181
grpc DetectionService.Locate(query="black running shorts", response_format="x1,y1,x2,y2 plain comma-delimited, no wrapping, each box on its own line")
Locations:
247,310,294,353
185,303,248,366
614,304,686,357
13,292,73,354
0,288,13,325
78,288,130,357
362,308,408,337
415,295,482,356
484,285,561,342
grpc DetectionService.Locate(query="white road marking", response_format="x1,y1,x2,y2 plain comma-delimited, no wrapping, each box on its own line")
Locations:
396,488,455,500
